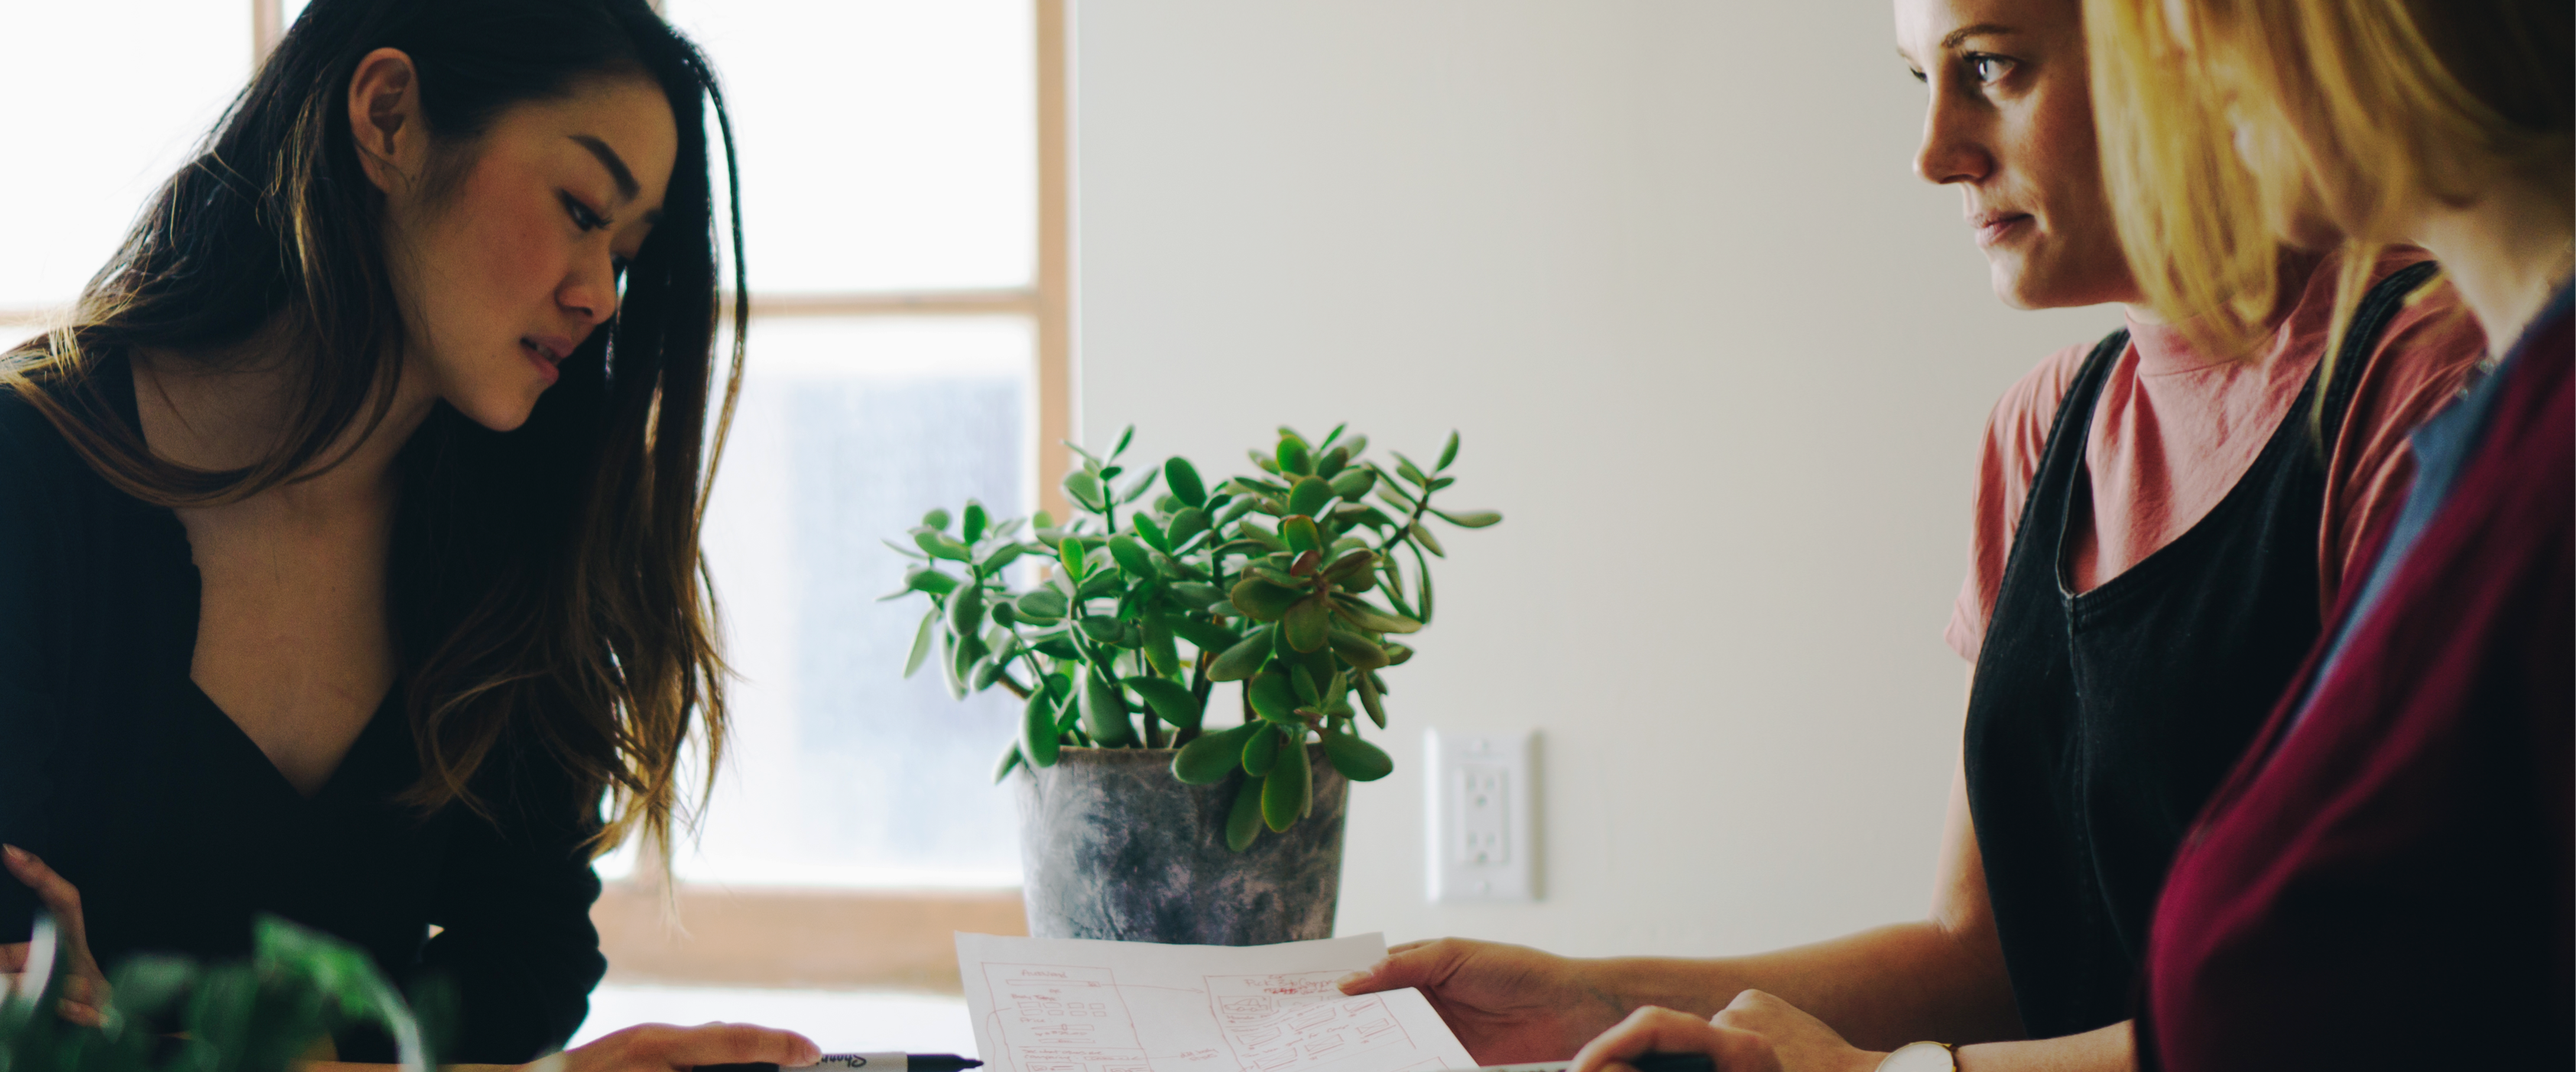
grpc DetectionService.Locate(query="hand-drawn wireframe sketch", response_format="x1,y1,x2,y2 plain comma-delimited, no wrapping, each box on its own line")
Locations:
957,934,1473,1072
1205,973,1425,1072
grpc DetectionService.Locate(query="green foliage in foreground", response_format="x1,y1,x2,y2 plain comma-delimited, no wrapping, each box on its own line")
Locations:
1,914,435,1072
887,424,1499,850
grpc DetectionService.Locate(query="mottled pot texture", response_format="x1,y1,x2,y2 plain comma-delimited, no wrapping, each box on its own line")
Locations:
1014,744,1346,944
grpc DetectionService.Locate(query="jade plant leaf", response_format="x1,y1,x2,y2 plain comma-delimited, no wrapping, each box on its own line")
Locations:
1225,775,1265,850
1286,477,1332,518
1209,627,1274,681
1262,734,1311,831
1124,676,1202,730
1282,596,1332,653
1022,689,1062,767
1165,457,1208,507
1173,723,1258,784
902,609,938,679
1229,576,1303,621
1080,672,1134,745
1322,727,1393,782
1241,719,1282,773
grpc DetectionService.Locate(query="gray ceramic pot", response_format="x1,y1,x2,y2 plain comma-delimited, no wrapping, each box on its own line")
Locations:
1014,743,1347,944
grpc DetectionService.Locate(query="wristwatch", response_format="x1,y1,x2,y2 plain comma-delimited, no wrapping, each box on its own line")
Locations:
1875,1041,1957,1072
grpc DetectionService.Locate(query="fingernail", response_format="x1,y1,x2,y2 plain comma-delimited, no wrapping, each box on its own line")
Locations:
1334,970,1368,991
2,845,25,863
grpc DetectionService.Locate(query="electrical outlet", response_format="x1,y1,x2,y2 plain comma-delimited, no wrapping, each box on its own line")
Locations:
1427,729,1537,902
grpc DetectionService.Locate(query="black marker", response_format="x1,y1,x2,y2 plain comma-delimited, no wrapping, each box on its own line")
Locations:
698,1054,983,1072
1457,1055,1715,1072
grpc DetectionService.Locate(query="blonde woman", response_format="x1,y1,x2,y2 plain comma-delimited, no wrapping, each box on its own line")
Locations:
2081,0,2572,1068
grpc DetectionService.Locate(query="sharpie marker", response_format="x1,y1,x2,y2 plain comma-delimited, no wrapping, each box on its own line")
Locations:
1449,1055,1715,1072
698,1054,982,1072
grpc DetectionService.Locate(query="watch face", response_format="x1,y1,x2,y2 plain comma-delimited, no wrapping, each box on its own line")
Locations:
1877,1042,1955,1072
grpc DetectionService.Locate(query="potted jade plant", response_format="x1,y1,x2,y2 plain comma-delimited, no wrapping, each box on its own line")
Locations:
884,424,1497,944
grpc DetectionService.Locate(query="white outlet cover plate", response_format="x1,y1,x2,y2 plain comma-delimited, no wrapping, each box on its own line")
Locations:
1426,728,1538,903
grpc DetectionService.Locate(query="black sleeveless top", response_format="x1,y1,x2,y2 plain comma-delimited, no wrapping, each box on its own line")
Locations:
0,354,606,1062
1961,262,2440,1038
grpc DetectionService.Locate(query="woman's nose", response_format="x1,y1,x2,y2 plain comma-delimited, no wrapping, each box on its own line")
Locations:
558,257,621,327
1914,89,1992,186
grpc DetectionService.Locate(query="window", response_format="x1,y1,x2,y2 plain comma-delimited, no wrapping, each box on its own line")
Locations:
3,0,1073,993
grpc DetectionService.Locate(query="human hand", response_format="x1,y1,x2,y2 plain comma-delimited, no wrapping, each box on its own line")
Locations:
1335,938,1627,1063
2,844,111,1027
546,1022,822,1072
1567,1006,1783,1072
1706,990,1883,1072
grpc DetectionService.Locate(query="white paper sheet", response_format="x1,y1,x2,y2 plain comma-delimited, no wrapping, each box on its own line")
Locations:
954,933,1475,1072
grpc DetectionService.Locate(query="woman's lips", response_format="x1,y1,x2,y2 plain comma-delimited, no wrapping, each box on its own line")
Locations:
1974,212,2035,248
521,337,563,386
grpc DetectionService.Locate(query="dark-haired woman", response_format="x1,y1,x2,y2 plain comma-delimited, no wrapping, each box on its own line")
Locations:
0,2,815,1069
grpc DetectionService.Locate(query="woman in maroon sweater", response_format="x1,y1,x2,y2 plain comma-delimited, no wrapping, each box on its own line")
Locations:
2079,0,2573,1067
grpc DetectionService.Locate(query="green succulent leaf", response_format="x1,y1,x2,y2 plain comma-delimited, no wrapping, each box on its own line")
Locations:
1143,614,1182,676
1226,773,1265,850
1326,627,1392,670
1108,534,1157,578
1286,476,1333,518
1171,615,1241,654
1169,581,1230,612
1113,425,1136,457
1437,430,1461,471
962,500,988,543
1124,676,1203,730
1434,507,1503,528
994,741,1024,783
1229,576,1305,621
1393,454,1430,487
1166,507,1210,549
1209,627,1275,681
1165,458,1208,507
1283,595,1332,653
1330,595,1423,634
1328,468,1377,501
947,583,986,636
904,565,962,597
1315,445,1351,479
1410,521,1449,558
1175,723,1258,784
1247,669,1301,724
1016,588,1069,621
1355,669,1388,728
1031,630,1082,660
1290,665,1320,705
1216,497,1260,528
1081,671,1135,745
1078,615,1124,643
1242,718,1283,773
1277,437,1312,475
1281,515,1322,555
1263,733,1312,831
923,507,953,531
1022,689,1062,767
980,542,1027,572
1319,549,1377,584
902,609,939,679
1064,470,1107,510
914,528,972,561
991,601,1021,628
1322,727,1394,781
1131,513,1170,553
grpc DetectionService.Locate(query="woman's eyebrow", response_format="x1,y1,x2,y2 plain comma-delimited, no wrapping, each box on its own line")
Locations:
569,134,641,202
1942,22,2017,50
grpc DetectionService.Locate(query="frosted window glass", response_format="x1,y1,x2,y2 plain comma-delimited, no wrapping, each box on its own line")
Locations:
663,0,1037,295
0,5,249,309
679,316,1034,888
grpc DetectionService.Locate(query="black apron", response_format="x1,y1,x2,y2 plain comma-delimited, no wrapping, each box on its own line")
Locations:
1962,261,2441,1038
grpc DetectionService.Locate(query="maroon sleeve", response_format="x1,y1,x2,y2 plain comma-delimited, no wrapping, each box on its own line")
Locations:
2140,325,2572,1071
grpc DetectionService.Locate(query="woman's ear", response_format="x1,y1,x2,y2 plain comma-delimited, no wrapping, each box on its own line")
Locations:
346,47,426,197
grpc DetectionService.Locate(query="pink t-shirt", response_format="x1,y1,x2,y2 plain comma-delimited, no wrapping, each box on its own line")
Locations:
1947,249,2488,663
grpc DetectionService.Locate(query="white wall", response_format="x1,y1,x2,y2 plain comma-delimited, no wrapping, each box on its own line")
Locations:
1072,2,2123,957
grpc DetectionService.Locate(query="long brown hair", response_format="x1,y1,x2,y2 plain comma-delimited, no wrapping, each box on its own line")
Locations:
0,0,749,860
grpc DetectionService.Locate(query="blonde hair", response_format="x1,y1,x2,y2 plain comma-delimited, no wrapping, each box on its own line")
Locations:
2088,0,2571,363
